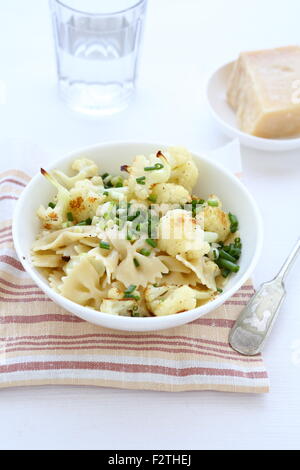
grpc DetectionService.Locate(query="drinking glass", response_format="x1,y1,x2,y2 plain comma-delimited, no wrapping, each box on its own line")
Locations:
49,0,147,115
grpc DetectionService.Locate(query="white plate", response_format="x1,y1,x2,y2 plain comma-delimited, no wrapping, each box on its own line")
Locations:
207,61,300,152
13,141,263,332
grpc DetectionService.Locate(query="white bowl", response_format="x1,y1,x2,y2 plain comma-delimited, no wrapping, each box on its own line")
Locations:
12,141,263,331
207,62,300,152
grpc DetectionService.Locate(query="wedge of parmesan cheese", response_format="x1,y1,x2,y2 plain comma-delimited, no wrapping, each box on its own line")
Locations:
227,46,300,138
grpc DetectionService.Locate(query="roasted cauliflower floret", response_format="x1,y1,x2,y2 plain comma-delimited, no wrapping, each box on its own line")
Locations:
203,203,231,242
100,299,136,316
145,285,197,316
151,183,191,204
127,152,171,200
68,179,106,222
166,147,199,192
106,281,126,300
158,209,210,259
53,158,99,189
166,146,192,167
37,169,70,230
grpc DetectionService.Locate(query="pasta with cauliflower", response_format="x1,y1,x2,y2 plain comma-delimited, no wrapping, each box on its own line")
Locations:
31,147,242,317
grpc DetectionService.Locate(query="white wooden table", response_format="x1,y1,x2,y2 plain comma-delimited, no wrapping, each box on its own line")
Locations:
0,0,299,450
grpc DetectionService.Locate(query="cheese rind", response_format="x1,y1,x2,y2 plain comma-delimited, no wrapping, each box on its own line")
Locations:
227,46,300,138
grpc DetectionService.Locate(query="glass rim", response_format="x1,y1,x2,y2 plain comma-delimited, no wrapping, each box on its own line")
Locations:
52,0,147,17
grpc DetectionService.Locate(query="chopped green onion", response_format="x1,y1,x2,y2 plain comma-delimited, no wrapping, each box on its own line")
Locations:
101,173,109,180
99,241,110,250
217,288,223,293
111,176,123,187
147,194,157,203
148,213,159,239
103,191,109,196
116,219,125,230
124,293,140,300
229,213,239,233
191,199,206,217
212,247,219,260
136,176,146,185
139,248,151,257
146,238,157,248
76,217,92,226
132,311,141,317
62,221,72,228
128,211,140,222
144,163,164,171
217,258,240,273
124,285,137,295
133,258,140,268
67,212,74,222
207,199,219,207
48,202,56,209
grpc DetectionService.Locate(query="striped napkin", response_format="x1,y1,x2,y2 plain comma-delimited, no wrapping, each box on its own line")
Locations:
0,141,269,393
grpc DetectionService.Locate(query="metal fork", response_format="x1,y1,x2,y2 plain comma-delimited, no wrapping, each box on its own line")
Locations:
229,238,300,356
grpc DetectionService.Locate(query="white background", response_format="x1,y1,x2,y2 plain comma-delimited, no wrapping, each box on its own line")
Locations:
0,0,300,450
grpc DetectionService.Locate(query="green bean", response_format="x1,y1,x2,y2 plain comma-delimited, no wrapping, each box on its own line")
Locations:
219,249,237,263
217,258,240,273
229,212,239,233
221,268,230,278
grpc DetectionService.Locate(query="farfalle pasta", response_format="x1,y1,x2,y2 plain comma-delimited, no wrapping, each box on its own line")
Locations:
31,147,242,317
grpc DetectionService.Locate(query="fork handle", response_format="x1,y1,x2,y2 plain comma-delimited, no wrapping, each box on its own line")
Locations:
276,238,300,282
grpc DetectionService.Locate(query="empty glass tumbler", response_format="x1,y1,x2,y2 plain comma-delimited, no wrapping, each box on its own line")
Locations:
49,0,147,115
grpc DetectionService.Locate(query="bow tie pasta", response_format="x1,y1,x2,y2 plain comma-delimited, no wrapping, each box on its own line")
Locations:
32,148,242,317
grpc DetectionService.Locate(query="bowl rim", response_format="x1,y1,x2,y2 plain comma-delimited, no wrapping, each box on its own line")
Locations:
12,140,263,331
206,61,300,152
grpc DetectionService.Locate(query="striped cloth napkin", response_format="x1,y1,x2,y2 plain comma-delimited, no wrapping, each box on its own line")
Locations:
0,141,269,393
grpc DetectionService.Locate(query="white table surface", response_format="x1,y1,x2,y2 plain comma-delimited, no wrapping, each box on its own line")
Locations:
0,0,300,450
